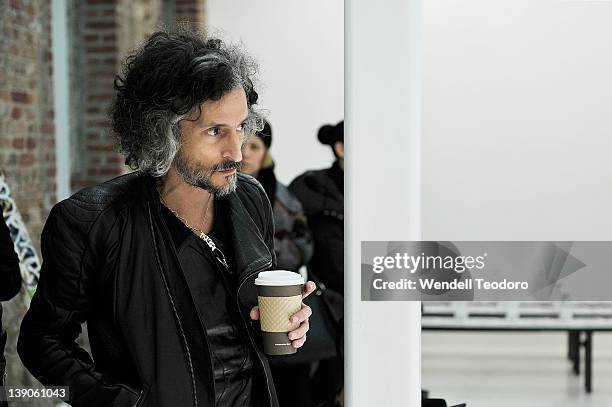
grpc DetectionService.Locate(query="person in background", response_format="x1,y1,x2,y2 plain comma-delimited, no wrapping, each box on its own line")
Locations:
241,120,313,272
289,120,344,407
289,121,343,293
1,216,22,407
240,120,314,407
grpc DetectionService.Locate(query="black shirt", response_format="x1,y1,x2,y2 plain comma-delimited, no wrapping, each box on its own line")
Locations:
161,198,257,407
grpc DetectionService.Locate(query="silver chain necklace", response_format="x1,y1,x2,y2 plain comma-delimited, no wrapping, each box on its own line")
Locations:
158,186,229,269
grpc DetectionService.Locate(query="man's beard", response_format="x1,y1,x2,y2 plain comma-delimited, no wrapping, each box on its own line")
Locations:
174,150,241,197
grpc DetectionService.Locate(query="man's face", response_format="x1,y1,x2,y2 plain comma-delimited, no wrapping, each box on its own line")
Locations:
173,86,249,196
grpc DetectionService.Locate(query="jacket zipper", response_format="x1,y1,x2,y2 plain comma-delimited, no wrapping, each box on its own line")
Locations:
132,389,144,407
236,259,274,406
147,204,198,407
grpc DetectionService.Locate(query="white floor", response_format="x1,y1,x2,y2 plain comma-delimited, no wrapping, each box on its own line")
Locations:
422,331,612,407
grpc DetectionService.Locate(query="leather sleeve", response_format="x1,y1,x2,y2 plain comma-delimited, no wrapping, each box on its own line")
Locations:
17,200,141,407
0,217,21,301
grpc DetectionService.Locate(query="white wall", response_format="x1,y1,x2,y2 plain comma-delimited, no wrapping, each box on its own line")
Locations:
206,0,343,185
423,0,612,240
346,1,422,406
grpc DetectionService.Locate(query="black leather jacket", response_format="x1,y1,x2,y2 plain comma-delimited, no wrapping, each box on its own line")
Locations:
17,171,279,407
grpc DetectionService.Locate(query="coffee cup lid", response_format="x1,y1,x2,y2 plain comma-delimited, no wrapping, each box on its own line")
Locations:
255,270,304,286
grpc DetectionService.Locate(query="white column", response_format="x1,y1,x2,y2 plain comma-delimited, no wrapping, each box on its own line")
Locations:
52,0,71,201
346,0,422,405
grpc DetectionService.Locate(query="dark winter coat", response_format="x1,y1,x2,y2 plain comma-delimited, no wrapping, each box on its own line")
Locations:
289,161,343,293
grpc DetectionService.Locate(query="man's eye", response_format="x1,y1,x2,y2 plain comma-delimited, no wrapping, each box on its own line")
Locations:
206,127,220,136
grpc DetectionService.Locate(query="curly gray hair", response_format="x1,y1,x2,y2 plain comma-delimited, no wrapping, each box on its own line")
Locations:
110,28,263,177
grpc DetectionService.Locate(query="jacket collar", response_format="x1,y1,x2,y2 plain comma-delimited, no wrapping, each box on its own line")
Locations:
224,191,273,277
141,172,272,279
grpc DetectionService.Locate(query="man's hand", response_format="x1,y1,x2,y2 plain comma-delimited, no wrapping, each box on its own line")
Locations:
250,281,316,348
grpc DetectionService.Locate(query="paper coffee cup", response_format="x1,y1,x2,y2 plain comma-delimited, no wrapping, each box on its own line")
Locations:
255,270,305,355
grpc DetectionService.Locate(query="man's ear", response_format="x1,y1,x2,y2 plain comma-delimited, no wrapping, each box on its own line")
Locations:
333,141,344,159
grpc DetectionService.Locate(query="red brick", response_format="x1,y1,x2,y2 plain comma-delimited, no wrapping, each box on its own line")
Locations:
100,168,121,175
86,45,117,53
71,179,91,189
88,69,116,77
11,91,32,103
87,144,115,152
88,94,112,102
26,138,37,149
10,0,22,11
41,122,54,134
106,155,123,164
86,21,116,30
87,120,110,127
13,138,25,149
19,153,35,165
87,167,121,176
87,57,116,66
11,107,22,119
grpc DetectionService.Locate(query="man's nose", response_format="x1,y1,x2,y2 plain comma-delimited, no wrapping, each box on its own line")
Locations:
223,130,243,162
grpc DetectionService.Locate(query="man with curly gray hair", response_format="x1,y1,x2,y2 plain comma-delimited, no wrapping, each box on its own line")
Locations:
18,29,315,407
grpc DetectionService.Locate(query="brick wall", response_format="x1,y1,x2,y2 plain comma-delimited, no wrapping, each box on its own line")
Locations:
0,0,55,258
70,0,206,191
1,1,56,404
69,0,124,190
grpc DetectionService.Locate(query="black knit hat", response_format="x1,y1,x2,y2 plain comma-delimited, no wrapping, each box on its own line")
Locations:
317,120,344,145
256,120,272,149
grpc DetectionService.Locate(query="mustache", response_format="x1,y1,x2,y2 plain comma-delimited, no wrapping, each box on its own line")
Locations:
212,160,242,172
